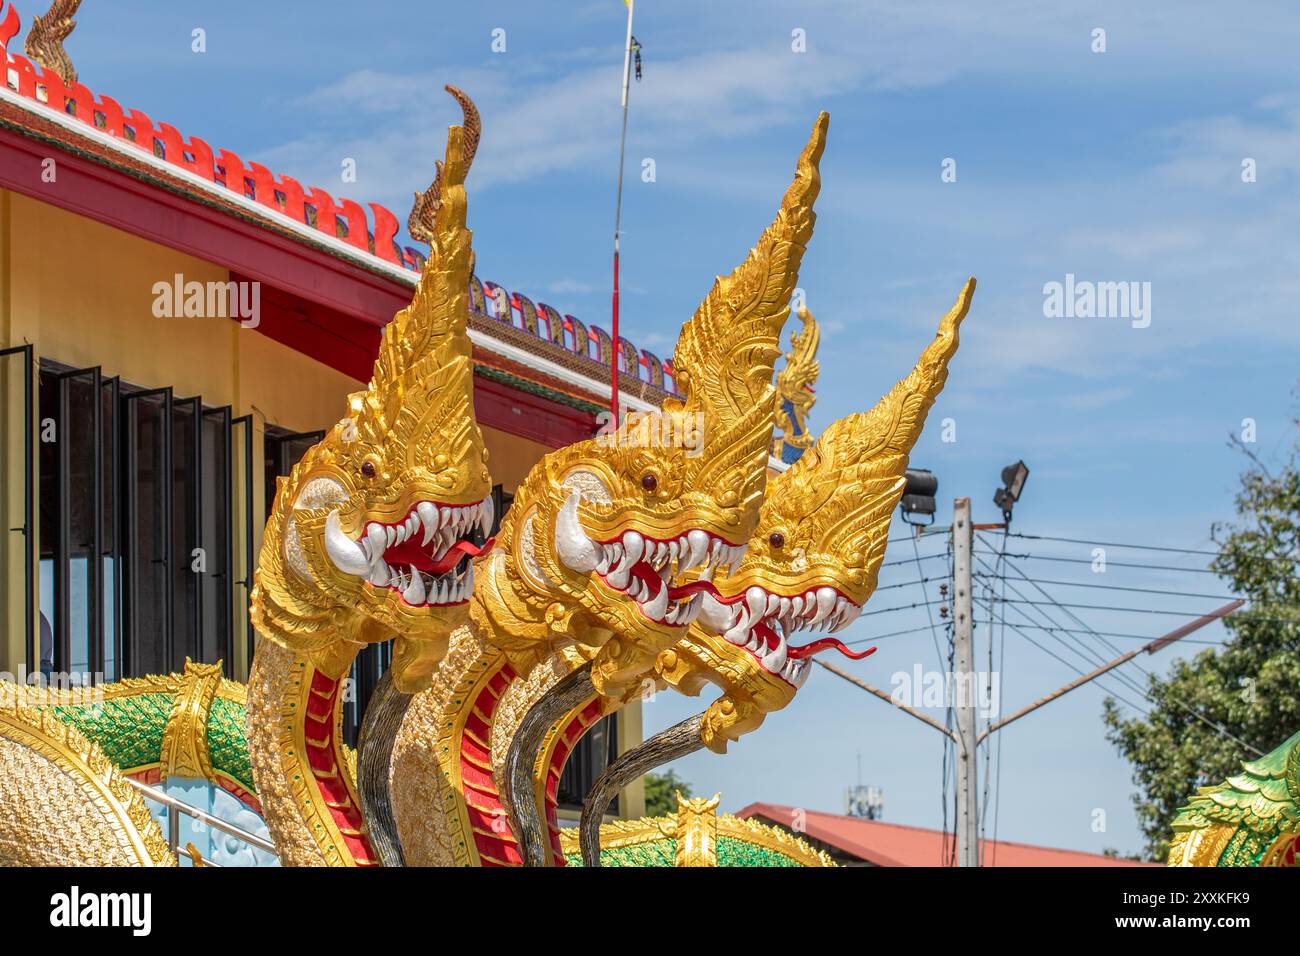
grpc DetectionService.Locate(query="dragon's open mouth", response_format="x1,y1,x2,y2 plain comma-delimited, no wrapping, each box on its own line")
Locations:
700,585,871,687
592,529,747,627
325,499,494,607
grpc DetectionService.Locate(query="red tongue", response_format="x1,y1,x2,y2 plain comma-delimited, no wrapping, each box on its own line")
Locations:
626,563,723,602
753,621,780,651
661,577,728,602
753,623,876,662
382,536,495,575
788,638,876,662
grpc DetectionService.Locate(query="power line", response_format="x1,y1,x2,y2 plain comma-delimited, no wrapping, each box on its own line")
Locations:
1004,532,1220,556
974,553,1114,671
978,595,1265,757
956,619,1226,646
911,534,947,672
981,550,1218,575
842,624,940,646
972,573,1241,602
875,574,946,592
998,597,1246,617
981,540,1267,756
881,551,949,569
860,597,946,617
983,547,1299,574
973,551,1187,720
972,597,1153,717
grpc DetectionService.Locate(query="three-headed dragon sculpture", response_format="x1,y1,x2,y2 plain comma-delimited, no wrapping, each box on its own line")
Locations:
0,93,997,867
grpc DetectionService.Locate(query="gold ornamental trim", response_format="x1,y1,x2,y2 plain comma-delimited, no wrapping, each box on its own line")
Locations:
159,659,225,782
557,792,836,867
0,704,174,866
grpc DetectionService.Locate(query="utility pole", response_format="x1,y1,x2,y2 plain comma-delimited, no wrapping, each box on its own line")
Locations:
951,497,978,867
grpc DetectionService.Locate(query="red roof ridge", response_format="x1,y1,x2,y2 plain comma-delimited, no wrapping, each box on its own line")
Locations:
0,1,681,402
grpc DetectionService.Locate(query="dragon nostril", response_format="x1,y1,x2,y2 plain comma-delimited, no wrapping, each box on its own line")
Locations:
641,473,658,492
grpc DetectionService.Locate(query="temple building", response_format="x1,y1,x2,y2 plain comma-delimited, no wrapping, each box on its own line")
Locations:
0,2,687,819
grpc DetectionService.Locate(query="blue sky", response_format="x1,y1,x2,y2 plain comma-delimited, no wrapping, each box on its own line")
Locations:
64,1,1300,857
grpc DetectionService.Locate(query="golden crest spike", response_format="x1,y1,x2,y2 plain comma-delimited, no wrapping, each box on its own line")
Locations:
666,112,828,530
859,275,975,463
779,276,976,589
356,94,480,456
408,86,481,244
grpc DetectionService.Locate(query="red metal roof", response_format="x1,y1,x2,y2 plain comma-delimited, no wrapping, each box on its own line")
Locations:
737,803,1155,867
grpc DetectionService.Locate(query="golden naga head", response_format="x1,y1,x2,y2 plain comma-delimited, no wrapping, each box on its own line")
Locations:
661,278,975,747
251,90,493,689
486,115,828,679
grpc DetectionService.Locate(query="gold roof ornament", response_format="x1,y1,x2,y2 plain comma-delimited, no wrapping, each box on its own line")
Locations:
23,0,80,86
772,302,821,464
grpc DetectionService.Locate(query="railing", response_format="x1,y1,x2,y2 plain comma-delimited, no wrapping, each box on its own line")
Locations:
127,777,278,866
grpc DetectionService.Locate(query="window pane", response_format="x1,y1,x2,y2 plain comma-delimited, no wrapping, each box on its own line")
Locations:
199,411,230,666
171,399,198,671
127,393,169,676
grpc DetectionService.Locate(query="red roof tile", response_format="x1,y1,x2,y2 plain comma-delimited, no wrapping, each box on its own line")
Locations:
737,803,1155,867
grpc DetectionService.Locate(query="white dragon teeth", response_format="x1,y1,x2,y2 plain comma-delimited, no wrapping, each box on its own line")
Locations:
680,592,705,625
403,566,426,604
418,502,438,545
812,587,836,625
328,497,497,603
684,529,709,571
827,597,848,631
762,636,788,673
325,511,371,576
640,579,669,620
724,618,749,645
621,530,645,564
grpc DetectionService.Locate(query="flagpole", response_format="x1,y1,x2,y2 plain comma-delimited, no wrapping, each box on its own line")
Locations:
611,0,635,426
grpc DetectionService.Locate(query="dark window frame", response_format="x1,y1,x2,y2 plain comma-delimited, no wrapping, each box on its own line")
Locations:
37,361,248,682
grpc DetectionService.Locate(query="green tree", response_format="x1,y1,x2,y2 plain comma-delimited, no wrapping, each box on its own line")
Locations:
1103,437,1300,860
643,770,692,816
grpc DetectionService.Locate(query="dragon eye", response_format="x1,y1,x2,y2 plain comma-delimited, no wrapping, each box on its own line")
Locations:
361,460,377,479
641,473,658,492
769,532,785,549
